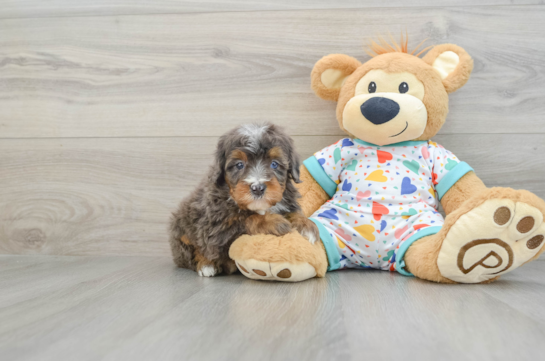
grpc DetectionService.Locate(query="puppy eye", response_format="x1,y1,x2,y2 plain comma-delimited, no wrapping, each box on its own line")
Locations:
399,82,409,94
368,81,377,93
236,162,244,170
270,161,279,169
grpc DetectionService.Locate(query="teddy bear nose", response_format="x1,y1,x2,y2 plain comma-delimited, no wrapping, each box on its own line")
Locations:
360,97,400,125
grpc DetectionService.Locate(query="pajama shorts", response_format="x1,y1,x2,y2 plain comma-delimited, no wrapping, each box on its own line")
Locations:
310,204,443,275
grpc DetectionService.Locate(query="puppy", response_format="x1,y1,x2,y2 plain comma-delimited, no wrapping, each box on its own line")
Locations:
169,123,319,277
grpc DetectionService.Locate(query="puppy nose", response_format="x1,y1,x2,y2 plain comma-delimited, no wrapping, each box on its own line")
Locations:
360,97,400,125
250,184,266,196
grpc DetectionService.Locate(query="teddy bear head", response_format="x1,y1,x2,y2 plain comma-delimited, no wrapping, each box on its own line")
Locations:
311,37,473,146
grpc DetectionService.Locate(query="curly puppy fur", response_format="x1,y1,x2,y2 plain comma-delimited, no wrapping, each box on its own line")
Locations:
169,123,318,276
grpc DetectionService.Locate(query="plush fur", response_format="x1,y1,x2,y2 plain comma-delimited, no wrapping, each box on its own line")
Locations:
296,166,331,217
169,123,318,276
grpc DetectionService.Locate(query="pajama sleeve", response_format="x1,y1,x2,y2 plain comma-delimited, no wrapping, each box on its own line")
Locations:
427,141,474,200
303,138,355,197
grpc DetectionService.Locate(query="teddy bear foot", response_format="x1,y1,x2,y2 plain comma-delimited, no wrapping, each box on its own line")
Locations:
235,259,317,282
229,232,328,283
438,197,545,283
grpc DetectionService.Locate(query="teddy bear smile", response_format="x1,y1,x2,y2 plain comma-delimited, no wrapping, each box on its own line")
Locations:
389,121,408,137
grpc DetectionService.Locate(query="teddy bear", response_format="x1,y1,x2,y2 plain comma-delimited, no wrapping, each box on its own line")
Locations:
229,36,545,284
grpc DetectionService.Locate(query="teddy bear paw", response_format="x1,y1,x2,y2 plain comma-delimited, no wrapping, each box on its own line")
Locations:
438,198,545,283
235,259,316,282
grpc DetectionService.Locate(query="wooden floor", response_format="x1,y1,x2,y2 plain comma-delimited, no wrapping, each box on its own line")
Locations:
1,255,545,361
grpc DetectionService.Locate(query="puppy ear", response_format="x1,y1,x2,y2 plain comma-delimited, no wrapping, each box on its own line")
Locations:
311,54,361,101
287,140,302,184
213,136,228,187
422,44,473,93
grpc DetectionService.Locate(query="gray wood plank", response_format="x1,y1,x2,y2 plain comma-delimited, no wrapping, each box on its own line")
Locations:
338,269,545,361
0,134,543,257
480,260,545,324
1,6,545,138
0,0,540,20
0,255,544,361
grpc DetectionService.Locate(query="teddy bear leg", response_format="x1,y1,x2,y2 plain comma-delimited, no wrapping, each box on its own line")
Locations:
229,232,328,282
402,188,545,284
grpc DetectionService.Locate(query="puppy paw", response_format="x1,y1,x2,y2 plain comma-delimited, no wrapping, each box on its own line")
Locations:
294,220,319,244
271,218,292,236
286,213,319,244
197,265,218,277
246,213,291,236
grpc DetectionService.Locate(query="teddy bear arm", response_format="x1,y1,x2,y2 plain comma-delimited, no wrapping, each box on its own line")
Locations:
440,171,487,215
296,165,331,217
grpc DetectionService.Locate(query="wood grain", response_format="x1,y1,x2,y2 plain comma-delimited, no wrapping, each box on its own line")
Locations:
1,255,544,361
1,134,543,257
1,0,541,19
1,6,545,138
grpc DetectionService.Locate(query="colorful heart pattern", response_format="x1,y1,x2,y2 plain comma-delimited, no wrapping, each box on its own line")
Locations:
310,138,461,271
356,190,371,201
365,170,388,182
445,158,458,171
354,224,376,241
400,177,417,195
346,160,357,171
342,179,352,192
377,150,393,164
372,201,389,221
318,208,338,220
403,160,420,174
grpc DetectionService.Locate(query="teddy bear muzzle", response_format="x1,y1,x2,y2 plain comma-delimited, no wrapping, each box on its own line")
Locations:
342,92,428,146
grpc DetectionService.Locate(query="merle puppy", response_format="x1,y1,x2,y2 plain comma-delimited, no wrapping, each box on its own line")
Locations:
169,123,318,277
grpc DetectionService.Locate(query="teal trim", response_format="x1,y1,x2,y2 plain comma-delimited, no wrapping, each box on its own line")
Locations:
353,139,426,147
395,226,442,277
309,218,341,272
435,161,474,200
303,156,337,198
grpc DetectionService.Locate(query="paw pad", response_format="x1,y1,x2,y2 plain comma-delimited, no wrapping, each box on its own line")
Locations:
493,207,511,225
517,216,535,233
527,235,544,250
276,269,292,279
253,269,266,276
238,264,249,273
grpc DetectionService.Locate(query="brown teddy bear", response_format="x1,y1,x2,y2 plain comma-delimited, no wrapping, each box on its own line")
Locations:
229,36,545,284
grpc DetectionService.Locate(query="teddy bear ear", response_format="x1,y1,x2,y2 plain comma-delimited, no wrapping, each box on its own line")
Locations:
311,54,362,101
422,44,474,93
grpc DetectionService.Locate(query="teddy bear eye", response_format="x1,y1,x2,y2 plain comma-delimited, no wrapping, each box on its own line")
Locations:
399,82,409,94
368,81,377,93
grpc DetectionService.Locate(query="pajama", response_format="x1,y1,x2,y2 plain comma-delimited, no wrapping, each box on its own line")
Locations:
303,138,474,276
